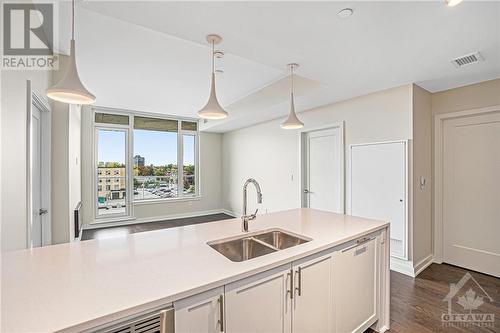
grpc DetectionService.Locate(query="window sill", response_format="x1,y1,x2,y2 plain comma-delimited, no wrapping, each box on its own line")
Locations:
133,195,203,206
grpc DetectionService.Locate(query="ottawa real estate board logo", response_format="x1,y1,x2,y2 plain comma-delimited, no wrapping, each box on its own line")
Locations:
442,272,495,328
2,2,58,70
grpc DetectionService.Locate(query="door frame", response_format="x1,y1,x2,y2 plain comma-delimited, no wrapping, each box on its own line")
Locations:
299,122,345,213
26,80,52,247
433,105,500,263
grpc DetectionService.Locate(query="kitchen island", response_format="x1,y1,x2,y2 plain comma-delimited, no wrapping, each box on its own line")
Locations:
2,208,390,333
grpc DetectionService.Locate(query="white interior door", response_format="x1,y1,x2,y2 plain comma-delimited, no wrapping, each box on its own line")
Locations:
31,105,43,248
443,111,500,277
303,127,344,213
350,141,407,259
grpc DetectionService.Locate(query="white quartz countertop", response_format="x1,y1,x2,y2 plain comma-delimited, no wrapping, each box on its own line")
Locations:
1,208,388,333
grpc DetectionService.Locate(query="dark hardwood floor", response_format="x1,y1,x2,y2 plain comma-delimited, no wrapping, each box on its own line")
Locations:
80,213,234,240
367,263,499,333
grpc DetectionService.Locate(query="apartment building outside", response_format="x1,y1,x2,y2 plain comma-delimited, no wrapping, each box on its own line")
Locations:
97,167,127,202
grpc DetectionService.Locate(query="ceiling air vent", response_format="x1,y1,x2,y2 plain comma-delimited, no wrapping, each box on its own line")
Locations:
451,52,484,68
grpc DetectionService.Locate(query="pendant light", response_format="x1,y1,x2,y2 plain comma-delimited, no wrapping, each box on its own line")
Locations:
281,63,304,129
197,34,228,119
46,0,95,105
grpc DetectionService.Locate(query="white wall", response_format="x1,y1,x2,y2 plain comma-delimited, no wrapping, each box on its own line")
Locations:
0,70,52,252
412,84,432,265
68,106,82,240
50,55,82,245
80,109,223,226
222,84,413,216
51,98,69,244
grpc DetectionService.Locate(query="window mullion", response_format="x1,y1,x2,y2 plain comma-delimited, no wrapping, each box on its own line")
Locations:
177,120,184,197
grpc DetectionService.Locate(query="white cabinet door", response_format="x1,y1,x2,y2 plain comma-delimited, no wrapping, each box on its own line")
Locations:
334,236,378,333
292,251,334,333
175,287,224,333
350,141,407,258
225,265,291,333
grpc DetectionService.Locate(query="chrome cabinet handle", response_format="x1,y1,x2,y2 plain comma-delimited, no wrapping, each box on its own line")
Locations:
159,307,174,333
295,267,302,296
218,295,224,332
287,269,294,299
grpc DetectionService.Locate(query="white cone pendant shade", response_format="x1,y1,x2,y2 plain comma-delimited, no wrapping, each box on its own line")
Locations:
281,63,304,129
46,39,95,105
197,34,228,120
197,73,228,119
280,93,304,129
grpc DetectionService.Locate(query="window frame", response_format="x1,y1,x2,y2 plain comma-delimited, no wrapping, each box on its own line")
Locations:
94,124,132,220
178,125,199,198
92,107,200,221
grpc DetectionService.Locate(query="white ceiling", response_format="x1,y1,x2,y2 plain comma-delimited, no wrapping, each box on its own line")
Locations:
56,1,500,132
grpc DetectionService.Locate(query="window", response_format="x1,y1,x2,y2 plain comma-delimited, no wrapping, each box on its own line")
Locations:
94,111,199,220
133,117,178,200
96,128,128,217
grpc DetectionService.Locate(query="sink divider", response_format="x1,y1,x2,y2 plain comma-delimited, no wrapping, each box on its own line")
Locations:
250,237,280,251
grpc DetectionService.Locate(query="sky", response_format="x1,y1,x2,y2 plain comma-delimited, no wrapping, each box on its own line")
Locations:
98,129,195,166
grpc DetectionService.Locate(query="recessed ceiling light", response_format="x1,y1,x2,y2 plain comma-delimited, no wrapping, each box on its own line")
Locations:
337,8,354,19
445,0,463,6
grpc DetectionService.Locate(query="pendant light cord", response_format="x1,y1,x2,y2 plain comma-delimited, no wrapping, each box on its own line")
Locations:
290,65,294,95
71,0,75,40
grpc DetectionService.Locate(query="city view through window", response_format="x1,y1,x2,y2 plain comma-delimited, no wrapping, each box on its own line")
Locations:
96,114,197,217
132,129,196,200
97,129,127,216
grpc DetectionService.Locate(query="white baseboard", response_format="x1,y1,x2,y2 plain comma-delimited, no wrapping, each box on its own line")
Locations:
390,256,415,277
83,209,232,230
414,254,434,276
390,254,434,277
221,209,237,217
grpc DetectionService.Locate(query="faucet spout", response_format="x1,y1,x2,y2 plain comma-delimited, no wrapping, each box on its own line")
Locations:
242,178,263,232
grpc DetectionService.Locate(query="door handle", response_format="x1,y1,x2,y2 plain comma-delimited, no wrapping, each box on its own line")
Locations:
287,269,294,299
218,295,224,332
295,267,302,296
303,189,313,194
39,208,48,216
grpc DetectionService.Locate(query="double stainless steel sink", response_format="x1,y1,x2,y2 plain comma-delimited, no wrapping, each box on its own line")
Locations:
208,229,311,262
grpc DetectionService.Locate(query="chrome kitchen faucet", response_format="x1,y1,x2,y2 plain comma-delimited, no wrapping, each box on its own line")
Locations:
241,178,263,232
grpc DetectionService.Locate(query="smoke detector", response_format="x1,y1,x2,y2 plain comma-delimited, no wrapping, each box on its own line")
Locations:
451,52,484,68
